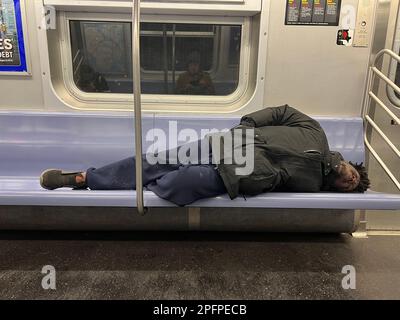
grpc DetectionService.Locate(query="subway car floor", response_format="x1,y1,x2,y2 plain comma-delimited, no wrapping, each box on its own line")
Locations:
0,231,399,300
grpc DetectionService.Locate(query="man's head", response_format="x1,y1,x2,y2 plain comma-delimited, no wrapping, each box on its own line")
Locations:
333,161,370,193
188,62,200,75
187,51,201,75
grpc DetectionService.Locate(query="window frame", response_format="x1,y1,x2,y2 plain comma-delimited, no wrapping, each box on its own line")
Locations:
57,11,252,110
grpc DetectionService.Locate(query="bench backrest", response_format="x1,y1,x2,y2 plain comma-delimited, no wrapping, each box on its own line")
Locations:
0,113,365,177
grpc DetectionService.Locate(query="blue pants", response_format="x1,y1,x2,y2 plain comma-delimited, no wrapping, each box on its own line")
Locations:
85,141,227,206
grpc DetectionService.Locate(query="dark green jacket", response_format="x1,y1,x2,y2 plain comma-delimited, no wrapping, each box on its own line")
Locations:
211,105,343,199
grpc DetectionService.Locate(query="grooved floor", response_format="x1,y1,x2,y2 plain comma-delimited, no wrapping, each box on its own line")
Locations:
0,232,399,300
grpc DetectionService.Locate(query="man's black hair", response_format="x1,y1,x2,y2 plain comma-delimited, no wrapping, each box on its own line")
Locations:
349,162,371,193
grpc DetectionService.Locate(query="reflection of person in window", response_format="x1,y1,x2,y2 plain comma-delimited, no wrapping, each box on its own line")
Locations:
77,64,109,93
176,51,215,95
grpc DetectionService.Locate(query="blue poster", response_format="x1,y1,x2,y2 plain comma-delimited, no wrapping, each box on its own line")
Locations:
0,0,28,73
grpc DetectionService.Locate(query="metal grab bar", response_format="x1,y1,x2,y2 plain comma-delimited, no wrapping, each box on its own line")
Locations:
363,49,400,191
132,0,147,215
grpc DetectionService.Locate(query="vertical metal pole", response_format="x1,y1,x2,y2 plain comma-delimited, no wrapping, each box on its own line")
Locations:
162,24,169,94
172,24,176,92
132,0,146,215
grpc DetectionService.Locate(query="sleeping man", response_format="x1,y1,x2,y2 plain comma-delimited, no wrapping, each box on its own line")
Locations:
40,105,370,206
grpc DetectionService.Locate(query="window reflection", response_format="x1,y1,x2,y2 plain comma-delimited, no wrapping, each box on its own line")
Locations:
69,21,242,96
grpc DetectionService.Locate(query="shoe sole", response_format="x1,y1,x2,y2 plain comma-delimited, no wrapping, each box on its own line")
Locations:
39,169,61,190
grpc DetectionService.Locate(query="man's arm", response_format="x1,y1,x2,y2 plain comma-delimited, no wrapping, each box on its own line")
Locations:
200,73,215,95
240,104,321,130
176,73,190,94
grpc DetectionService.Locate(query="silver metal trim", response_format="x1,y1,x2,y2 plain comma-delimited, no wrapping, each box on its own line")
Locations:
352,210,368,238
140,30,215,37
367,230,400,236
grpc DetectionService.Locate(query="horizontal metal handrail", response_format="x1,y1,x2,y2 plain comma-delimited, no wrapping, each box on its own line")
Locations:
365,115,400,158
374,48,400,64
373,48,400,110
364,49,400,191
372,67,400,96
140,31,215,37
364,133,400,190
369,92,400,125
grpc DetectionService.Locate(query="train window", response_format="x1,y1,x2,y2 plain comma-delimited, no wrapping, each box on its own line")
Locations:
140,23,216,72
70,21,131,93
69,20,242,96
228,26,242,66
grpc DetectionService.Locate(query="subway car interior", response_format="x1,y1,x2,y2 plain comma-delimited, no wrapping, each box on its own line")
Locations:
0,0,400,300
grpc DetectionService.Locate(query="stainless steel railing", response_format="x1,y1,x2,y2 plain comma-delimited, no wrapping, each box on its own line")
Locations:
132,0,147,215
363,49,400,191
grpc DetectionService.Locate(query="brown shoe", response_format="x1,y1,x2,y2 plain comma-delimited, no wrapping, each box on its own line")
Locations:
40,169,87,190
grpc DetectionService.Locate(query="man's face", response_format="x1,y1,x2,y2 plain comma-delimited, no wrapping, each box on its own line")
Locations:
188,62,200,75
334,161,360,192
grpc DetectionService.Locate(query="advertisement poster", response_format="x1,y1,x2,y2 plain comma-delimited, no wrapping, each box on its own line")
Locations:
286,0,342,26
0,0,28,73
